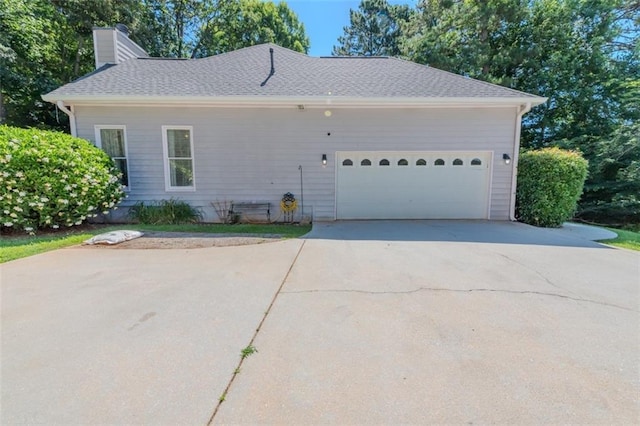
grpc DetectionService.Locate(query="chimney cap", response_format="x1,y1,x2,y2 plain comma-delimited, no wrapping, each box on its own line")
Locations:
115,23,129,36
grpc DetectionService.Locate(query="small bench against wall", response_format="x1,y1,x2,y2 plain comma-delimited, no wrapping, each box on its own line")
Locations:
230,201,271,223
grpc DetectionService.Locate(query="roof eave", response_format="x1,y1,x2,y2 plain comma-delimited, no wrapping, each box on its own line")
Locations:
43,94,547,108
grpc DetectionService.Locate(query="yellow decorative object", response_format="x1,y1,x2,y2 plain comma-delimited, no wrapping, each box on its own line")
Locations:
280,199,298,213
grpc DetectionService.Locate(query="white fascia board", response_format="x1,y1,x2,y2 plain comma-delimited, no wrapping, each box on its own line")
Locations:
42,94,547,108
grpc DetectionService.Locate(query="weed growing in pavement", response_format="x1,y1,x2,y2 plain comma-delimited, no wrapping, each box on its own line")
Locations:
241,345,258,359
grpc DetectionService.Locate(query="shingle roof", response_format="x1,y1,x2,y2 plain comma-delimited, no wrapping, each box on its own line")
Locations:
43,43,544,104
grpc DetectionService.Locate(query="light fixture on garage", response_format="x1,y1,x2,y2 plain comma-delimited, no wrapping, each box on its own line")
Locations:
322,154,327,167
503,153,511,165
324,110,332,117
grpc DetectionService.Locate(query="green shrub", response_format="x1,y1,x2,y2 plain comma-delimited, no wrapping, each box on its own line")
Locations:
128,199,202,224
0,125,124,234
516,147,589,227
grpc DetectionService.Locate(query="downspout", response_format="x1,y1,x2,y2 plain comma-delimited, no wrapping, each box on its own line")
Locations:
56,101,77,137
509,102,532,221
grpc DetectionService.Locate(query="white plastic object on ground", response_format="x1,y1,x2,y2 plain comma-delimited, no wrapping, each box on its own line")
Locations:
84,230,144,245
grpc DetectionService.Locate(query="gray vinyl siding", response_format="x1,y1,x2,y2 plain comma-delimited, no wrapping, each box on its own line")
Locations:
93,28,148,68
114,30,148,62
74,106,518,221
93,30,116,68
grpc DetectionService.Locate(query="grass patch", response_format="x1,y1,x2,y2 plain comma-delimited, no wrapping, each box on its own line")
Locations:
0,223,311,263
598,227,640,251
0,233,94,263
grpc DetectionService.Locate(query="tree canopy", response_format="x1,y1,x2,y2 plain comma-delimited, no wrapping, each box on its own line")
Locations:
334,0,639,223
0,0,309,129
333,0,414,56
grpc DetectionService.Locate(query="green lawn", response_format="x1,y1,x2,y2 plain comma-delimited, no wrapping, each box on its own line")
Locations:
0,223,312,263
598,227,640,251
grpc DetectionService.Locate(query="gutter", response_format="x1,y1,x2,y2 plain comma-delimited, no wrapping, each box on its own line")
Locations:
42,94,547,108
509,102,532,221
55,101,77,137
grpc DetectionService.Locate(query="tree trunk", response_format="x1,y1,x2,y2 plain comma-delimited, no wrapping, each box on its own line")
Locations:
74,36,84,77
0,91,6,124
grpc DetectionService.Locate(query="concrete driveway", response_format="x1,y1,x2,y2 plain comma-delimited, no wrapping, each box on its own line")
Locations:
1,221,639,424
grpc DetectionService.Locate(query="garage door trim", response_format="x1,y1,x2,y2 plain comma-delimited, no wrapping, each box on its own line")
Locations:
334,150,495,219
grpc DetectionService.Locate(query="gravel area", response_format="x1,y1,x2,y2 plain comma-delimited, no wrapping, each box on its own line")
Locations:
82,232,282,249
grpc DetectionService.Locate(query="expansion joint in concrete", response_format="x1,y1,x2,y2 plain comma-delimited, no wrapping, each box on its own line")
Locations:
207,240,307,424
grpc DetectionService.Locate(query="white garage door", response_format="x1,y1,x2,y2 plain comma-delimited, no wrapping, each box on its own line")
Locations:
336,151,492,219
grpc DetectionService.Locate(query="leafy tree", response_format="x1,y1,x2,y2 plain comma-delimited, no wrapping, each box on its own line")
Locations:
0,0,309,131
134,0,209,57
333,0,414,56
193,0,309,57
404,0,528,84
576,85,640,224
404,0,639,223
136,0,309,58
405,0,637,145
0,0,144,130
0,0,65,129
50,0,141,76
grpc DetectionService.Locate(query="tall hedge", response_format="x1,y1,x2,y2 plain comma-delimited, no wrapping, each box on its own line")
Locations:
0,125,124,233
516,147,588,227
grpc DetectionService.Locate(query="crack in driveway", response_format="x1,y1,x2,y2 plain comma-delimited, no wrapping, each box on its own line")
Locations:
281,287,635,312
489,249,578,295
207,240,307,425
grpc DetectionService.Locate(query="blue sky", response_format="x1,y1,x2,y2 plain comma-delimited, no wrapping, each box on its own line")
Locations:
283,0,417,56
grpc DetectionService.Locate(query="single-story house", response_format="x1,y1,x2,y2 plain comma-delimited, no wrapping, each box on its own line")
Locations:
43,26,546,222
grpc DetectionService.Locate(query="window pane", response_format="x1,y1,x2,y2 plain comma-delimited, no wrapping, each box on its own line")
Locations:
113,159,128,186
169,159,193,187
167,129,191,158
100,129,124,157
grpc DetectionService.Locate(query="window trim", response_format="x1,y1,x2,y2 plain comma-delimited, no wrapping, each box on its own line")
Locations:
162,125,196,192
94,125,130,190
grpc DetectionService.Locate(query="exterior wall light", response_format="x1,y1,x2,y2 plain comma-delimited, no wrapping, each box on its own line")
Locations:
503,153,511,165
322,154,327,167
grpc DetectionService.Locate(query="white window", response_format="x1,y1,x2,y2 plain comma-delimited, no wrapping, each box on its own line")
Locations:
95,125,129,189
162,126,195,191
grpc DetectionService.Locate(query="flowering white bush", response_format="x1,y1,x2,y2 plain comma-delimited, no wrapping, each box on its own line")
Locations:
0,125,124,234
